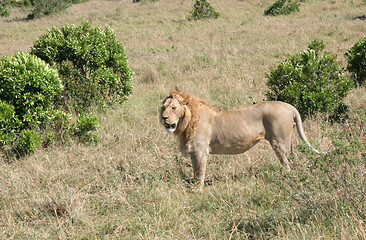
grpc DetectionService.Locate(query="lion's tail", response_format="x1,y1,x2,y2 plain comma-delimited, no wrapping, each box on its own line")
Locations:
293,108,326,155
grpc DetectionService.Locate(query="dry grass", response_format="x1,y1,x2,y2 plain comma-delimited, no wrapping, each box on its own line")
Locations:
1,0,366,239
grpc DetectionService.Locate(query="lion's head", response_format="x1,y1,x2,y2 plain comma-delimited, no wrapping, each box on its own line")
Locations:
161,96,187,133
161,89,216,142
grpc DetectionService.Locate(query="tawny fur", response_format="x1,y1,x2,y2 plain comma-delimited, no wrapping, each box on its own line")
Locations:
161,89,322,191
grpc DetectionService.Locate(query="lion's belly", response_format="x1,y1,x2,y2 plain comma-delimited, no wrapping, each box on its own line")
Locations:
209,138,262,155
209,145,253,155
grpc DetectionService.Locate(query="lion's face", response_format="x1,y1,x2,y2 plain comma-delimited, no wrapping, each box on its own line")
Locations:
161,97,185,133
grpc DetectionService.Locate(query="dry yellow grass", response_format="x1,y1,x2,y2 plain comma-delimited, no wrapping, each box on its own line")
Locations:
0,0,365,239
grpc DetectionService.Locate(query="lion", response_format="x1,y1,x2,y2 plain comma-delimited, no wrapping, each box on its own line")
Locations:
161,89,324,190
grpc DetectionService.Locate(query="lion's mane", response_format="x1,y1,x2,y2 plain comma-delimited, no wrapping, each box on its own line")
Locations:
168,89,218,153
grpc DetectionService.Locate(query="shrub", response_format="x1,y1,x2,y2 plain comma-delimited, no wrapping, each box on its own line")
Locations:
0,52,63,157
345,37,366,86
307,38,325,54
31,21,133,112
0,52,63,128
266,40,354,119
0,101,20,147
13,129,42,157
74,114,99,143
188,0,220,20
264,0,300,16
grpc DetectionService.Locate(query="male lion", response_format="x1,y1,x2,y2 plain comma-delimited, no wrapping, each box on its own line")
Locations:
161,89,323,190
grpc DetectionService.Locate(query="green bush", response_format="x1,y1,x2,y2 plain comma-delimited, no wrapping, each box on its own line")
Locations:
0,52,63,157
264,0,300,16
266,40,354,119
307,38,325,54
188,0,220,20
0,101,20,146
0,52,63,128
74,114,99,143
31,21,133,112
345,37,366,86
13,129,42,157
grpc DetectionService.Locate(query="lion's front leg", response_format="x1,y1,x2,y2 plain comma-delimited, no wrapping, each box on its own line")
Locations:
190,148,208,191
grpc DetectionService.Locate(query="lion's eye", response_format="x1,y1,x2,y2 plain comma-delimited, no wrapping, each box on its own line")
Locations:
172,107,176,110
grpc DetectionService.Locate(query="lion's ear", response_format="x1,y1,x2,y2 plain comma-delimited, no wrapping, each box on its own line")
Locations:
162,96,171,104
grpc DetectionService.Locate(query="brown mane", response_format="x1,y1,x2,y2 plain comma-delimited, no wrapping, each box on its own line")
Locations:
169,89,218,152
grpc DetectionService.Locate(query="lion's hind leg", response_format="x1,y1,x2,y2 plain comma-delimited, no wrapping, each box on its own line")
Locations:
264,116,294,170
266,131,293,170
270,140,291,170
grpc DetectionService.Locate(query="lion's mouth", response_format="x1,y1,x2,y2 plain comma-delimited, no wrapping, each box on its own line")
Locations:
164,122,177,133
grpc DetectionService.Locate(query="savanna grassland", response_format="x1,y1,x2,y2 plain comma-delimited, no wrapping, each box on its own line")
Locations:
1,0,366,239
